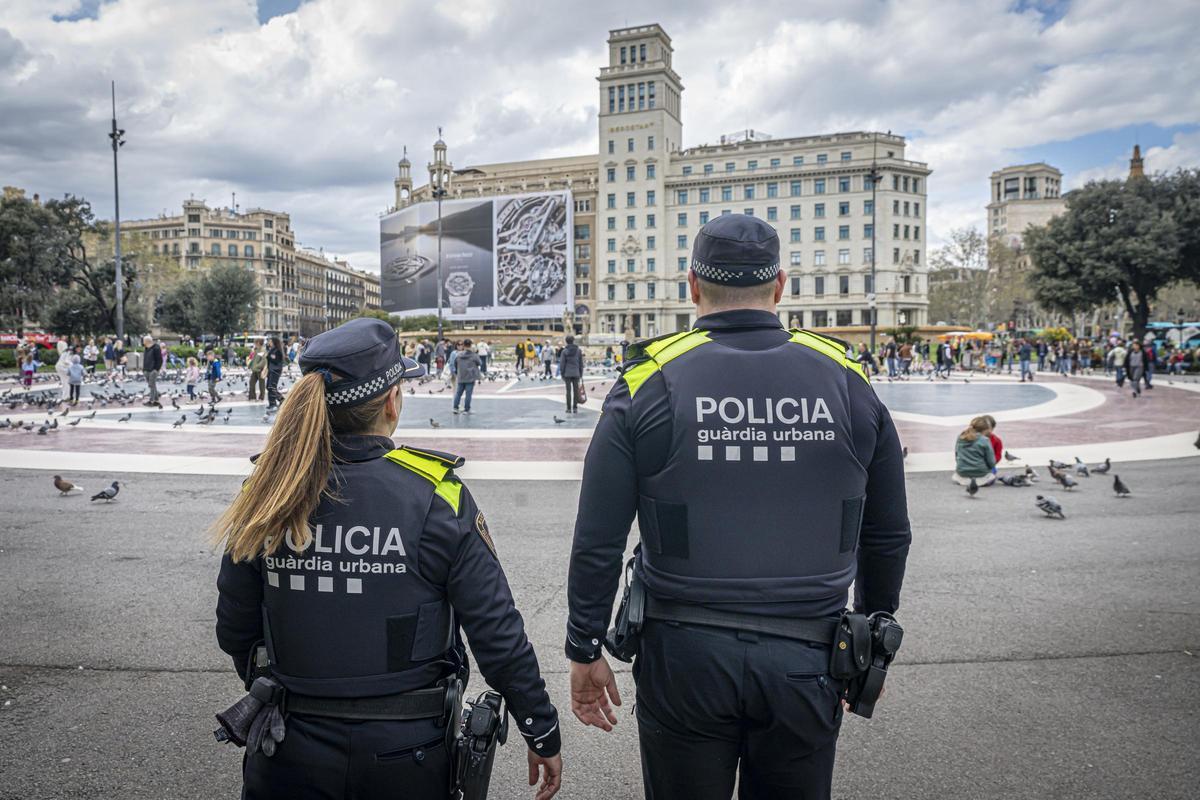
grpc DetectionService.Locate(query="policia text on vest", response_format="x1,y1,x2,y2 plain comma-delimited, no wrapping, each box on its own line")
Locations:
566,214,911,800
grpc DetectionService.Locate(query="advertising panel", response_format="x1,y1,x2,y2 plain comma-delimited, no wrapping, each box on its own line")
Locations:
380,190,573,321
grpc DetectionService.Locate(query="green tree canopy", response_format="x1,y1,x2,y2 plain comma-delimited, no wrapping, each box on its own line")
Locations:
197,262,259,340
0,189,73,331
927,227,989,327
157,274,205,339
1026,171,1199,340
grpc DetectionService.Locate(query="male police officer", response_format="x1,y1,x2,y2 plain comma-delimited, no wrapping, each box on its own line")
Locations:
565,215,911,799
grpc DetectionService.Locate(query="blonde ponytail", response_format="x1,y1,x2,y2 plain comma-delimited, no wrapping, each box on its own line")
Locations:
213,371,332,561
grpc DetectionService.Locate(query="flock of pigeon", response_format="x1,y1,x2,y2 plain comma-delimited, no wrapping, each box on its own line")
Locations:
964,450,1133,519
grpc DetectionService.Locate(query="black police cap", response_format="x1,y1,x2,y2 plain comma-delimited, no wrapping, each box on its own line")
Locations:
299,318,424,407
690,214,781,286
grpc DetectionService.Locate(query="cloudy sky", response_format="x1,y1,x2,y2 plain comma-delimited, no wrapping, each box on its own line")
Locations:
2,0,1197,270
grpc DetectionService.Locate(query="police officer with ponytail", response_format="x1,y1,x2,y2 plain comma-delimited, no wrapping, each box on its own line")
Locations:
566,215,912,799
214,318,562,799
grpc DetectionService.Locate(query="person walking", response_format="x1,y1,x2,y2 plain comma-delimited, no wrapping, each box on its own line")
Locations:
477,339,491,376
1125,341,1146,397
1018,338,1034,382
452,339,482,414
1110,340,1128,387
541,340,555,378
514,340,525,373
213,318,562,800
266,336,284,410
558,335,584,414
21,352,40,387
185,357,200,401
434,339,448,378
142,335,164,407
523,339,537,375
204,349,223,403
565,215,910,799
248,341,267,403
884,337,898,378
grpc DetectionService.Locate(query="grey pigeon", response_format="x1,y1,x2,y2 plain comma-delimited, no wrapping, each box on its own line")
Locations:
998,474,1030,487
1113,475,1131,497
117,413,132,422
1074,457,1089,477
1055,472,1078,491
1092,458,1111,475
173,415,186,428
1049,459,1069,470
1194,431,1200,450
1036,494,1065,519
90,481,120,502
553,416,566,424
429,418,441,429
966,477,979,497
1003,450,1019,462
68,418,81,426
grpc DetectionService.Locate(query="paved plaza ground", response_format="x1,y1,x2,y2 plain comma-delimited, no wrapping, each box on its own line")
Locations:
1,368,1197,798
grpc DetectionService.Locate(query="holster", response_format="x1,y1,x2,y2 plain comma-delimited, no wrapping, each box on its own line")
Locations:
836,612,904,719
604,558,645,663
451,690,508,800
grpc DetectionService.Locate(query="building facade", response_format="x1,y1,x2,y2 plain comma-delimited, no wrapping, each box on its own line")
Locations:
986,163,1065,248
396,23,931,339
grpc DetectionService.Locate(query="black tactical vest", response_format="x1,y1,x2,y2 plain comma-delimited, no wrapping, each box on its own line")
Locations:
259,446,463,698
629,329,870,612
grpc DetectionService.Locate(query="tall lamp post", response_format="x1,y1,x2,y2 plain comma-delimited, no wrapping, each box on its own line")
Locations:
867,137,881,351
428,130,452,342
108,81,126,341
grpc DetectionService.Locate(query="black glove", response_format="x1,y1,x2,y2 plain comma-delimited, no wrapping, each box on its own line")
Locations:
214,677,286,756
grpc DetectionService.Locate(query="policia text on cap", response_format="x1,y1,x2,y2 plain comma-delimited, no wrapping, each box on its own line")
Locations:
212,318,563,800
566,214,912,799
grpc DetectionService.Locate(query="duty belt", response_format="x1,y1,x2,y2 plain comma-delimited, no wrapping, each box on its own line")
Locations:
644,596,839,645
285,686,447,721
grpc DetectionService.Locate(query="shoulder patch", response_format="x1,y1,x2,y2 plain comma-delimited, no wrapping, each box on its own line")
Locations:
624,330,688,363
475,510,497,557
399,444,464,469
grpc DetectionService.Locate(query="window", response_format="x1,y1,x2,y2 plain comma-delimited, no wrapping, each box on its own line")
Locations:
790,251,802,266
704,163,713,175
678,257,687,272
864,200,874,215
626,283,636,300
837,310,853,326
841,151,852,161
627,192,636,207
722,209,731,215
814,179,825,194
607,284,616,300
817,154,829,164
721,186,732,202
210,243,221,255
893,224,900,238
648,82,656,108
814,203,825,218
893,199,900,214
839,177,850,192
263,219,273,229
767,206,778,221
864,224,873,239
626,166,635,181
620,46,627,64
912,178,920,193
814,250,826,266
188,227,200,237
790,205,801,220
793,156,804,166
864,174,876,190
814,226,825,241
902,201,910,216
790,276,801,296
864,274,874,294
914,225,921,239
647,282,656,299
678,281,687,300
227,244,237,256
211,229,222,238
607,217,616,231
699,211,709,224
770,158,781,168
743,208,754,217
607,139,614,154
607,168,616,182
903,225,910,239
838,201,850,216
913,249,920,265
608,238,616,252
914,202,921,215
699,188,710,203
903,275,911,293
648,135,655,151
677,213,687,226
627,259,636,273
640,43,646,61
790,180,802,196
646,190,656,206
744,185,755,200
677,235,688,249
902,176,910,192
677,190,688,204
628,138,635,152
647,235,656,249
187,213,200,223
173,243,180,254
647,214,656,229
608,260,616,274
682,165,691,176
839,225,850,240
244,245,254,257
864,247,873,263
814,275,825,295
607,193,616,209
892,175,900,190
766,182,778,198
838,248,850,265
725,162,735,173
647,257,656,272
893,247,900,264
626,215,636,230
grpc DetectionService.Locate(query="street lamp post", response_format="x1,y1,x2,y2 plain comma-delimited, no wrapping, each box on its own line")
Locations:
108,81,126,341
428,130,452,342
867,138,881,351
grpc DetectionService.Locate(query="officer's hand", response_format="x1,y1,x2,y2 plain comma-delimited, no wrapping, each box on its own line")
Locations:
527,750,562,800
569,657,621,731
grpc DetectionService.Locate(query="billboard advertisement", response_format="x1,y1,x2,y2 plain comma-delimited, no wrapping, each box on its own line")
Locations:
380,190,573,321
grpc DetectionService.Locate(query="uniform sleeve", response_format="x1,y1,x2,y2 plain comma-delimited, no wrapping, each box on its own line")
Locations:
565,372,672,663
425,484,562,757
215,554,264,682
850,381,912,616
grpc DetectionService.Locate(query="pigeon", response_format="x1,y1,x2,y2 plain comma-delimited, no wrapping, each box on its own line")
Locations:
172,415,186,428
1113,475,1131,497
1036,494,1065,519
1092,458,1111,475
59,407,69,417
68,418,81,426
0,418,10,429
553,416,566,424
86,410,96,419
53,475,83,495
172,397,180,410
1195,431,1200,450
998,474,1030,487
1074,458,1090,477
966,477,979,497
1048,464,1064,481
223,409,233,423
1003,450,1019,463
1055,472,1078,491
1049,459,1069,470
117,413,132,422
429,418,441,429
37,424,48,435
198,415,214,425
90,481,120,502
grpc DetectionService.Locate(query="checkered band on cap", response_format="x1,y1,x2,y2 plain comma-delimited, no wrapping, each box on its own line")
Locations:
692,257,780,286
324,360,404,406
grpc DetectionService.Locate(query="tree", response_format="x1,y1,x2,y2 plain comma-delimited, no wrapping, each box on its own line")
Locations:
396,314,439,333
1026,171,1199,341
352,308,399,327
44,285,147,339
197,262,259,341
927,227,989,327
0,188,73,331
157,274,205,339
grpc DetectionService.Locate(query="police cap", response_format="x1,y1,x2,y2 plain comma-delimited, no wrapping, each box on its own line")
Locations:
690,214,781,286
299,318,425,407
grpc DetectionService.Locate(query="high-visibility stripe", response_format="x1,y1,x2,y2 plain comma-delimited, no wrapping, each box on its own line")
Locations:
622,330,712,398
382,449,462,514
788,329,870,384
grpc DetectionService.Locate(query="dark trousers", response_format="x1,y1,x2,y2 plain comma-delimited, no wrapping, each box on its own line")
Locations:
266,370,282,408
69,384,81,403
248,371,265,401
242,713,450,799
634,621,843,800
564,377,580,412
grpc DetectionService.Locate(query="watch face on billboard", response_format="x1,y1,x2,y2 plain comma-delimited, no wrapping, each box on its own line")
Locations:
380,190,574,321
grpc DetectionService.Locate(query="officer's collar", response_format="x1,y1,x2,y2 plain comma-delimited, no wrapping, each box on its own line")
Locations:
693,309,784,332
331,433,395,463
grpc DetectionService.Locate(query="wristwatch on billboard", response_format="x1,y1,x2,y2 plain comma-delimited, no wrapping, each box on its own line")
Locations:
445,271,475,314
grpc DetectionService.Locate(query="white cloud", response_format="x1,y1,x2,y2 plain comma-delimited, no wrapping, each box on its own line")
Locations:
0,0,1197,267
